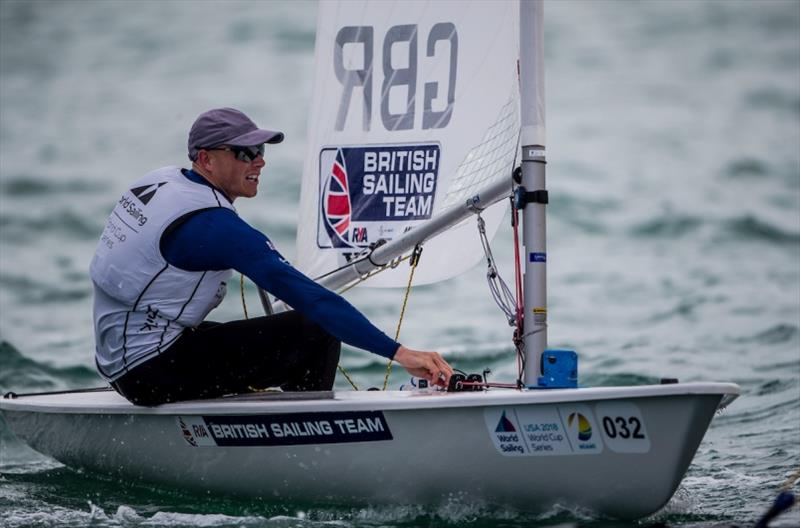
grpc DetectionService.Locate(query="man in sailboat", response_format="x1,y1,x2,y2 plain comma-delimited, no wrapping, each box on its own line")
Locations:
90,107,453,405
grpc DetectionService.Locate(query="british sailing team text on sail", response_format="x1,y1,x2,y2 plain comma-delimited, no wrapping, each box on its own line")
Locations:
362,147,438,217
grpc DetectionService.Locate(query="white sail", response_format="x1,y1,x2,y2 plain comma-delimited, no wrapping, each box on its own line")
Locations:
296,0,525,287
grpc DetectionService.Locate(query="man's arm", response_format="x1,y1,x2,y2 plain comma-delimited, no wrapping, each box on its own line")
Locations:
162,208,396,357
162,208,453,384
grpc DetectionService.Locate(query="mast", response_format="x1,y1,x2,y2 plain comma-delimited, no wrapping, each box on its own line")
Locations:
519,0,547,385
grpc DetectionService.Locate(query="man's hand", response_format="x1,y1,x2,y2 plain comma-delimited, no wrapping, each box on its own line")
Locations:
393,345,453,388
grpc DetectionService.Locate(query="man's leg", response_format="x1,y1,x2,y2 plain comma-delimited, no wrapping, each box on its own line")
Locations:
113,311,341,405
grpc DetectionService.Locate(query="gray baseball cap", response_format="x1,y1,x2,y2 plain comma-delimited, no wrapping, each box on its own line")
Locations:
188,107,284,161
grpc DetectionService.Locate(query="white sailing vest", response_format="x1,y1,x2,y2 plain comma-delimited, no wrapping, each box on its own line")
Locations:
90,166,234,380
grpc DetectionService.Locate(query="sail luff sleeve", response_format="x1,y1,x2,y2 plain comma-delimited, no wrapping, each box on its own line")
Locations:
520,0,545,147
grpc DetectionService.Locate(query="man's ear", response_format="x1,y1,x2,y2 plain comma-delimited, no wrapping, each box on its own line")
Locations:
195,150,213,172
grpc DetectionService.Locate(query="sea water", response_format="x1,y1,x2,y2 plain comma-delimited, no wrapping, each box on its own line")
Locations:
1,1,798,526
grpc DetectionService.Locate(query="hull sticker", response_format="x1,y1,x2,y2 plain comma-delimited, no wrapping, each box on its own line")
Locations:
595,401,651,453
177,411,392,447
484,405,604,456
558,404,604,454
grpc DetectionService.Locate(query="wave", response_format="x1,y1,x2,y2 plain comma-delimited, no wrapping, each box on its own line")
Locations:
629,214,703,238
0,176,107,197
0,210,101,242
0,273,91,304
732,323,799,346
720,215,800,245
745,87,800,115
549,193,617,235
0,480,601,528
0,341,101,394
626,212,800,245
723,157,770,179
580,372,658,387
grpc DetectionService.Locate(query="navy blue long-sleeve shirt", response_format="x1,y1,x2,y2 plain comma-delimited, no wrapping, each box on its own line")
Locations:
160,169,399,359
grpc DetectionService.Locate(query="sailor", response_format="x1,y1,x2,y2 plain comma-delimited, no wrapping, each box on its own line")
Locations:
90,107,453,405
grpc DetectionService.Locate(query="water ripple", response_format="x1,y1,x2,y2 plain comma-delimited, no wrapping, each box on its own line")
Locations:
0,341,100,394
719,215,800,245
629,214,703,238
0,211,101,242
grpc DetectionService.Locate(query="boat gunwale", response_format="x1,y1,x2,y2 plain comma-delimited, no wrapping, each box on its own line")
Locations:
0,382,740,415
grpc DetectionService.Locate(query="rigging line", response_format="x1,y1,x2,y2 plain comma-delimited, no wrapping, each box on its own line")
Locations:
336,253,413,295
382,244,423,391
313,251,371,282
460,381,520,389
313,237,394,284
477,214,516,325
3,386,113,399
337,364,360,391
240,273,249,319
333,251,413,391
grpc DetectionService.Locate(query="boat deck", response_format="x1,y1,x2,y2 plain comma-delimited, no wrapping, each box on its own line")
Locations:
0,382,740,415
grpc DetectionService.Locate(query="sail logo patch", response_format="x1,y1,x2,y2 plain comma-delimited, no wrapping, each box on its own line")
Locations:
176,411,393,447
317,144,439,251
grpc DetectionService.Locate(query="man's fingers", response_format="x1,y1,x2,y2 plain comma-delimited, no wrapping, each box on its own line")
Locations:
394,345,454,387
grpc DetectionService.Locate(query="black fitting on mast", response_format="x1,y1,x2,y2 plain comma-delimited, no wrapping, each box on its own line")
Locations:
513,187,548,210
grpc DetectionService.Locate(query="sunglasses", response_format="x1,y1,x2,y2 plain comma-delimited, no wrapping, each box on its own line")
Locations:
204,144,265,163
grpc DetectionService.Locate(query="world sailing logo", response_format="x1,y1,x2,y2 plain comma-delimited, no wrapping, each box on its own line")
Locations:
318,144,439,252
487,409,526,456
495,411,517,433
130,181,167,205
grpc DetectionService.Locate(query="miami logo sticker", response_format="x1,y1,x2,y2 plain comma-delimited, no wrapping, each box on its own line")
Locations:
559,405,603,454
568,412,593,441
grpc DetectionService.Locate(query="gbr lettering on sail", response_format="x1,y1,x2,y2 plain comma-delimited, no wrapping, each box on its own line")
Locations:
334,23,457,131
317,22,457,253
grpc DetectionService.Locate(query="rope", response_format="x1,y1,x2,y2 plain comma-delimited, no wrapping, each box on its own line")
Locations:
240,273,249,319
337,254,411,295
476,204,526,384
510,199,526,383
337,365,360,390
237,244,423,392
478,213,517,325
382,245,423,390
333,250,414,391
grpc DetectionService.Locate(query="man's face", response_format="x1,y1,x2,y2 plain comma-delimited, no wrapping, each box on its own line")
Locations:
205,146,266,200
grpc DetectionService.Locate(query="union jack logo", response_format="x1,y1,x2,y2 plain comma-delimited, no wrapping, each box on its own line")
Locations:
321,148,353,248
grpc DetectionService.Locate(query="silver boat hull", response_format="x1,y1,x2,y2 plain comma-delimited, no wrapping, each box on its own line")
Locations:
1,383,739,519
